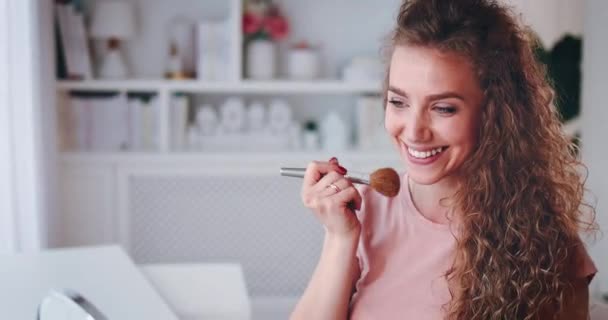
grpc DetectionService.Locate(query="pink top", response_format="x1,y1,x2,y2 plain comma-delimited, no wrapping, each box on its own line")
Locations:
349,174,597,319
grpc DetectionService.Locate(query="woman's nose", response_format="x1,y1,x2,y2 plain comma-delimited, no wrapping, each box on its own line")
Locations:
406,111,431,142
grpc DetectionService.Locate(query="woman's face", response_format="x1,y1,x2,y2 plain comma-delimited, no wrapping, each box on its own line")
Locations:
385,45,484,185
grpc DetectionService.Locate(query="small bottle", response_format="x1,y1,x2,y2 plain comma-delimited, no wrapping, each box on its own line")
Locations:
166,42,184,79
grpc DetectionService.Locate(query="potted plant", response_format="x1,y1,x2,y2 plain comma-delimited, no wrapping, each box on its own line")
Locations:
243,0,289,79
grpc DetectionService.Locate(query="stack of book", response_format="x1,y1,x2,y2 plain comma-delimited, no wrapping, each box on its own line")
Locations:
61,94,159,152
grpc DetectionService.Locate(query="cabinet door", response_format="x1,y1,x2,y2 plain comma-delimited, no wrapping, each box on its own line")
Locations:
58,163,117,247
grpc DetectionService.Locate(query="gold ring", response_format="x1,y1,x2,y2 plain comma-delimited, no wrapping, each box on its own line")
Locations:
327,183,340,193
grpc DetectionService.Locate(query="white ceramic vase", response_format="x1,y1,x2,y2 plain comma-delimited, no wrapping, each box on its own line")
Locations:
246,39,276,79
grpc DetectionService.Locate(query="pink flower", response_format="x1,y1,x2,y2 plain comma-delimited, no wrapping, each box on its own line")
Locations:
243,12,262,35
264,15,289,40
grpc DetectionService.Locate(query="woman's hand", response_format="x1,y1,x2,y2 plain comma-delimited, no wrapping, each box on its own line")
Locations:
301,157,362,238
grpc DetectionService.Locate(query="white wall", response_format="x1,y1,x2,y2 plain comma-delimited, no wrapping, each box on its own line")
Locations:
0,0,47,252
0,0,18,253
505,0,583,48
85,0,401,78
581,0,608,298
103,0,581,78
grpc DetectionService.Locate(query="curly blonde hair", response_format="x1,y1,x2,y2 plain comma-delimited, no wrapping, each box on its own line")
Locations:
384,0,596,319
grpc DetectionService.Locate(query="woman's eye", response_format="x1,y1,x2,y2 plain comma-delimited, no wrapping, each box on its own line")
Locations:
434,106,457,114
389,99,407,108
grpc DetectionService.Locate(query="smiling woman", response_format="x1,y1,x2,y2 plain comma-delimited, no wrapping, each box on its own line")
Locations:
290,1,597,319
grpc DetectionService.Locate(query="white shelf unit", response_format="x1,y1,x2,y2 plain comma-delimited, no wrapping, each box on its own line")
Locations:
55,0,391,157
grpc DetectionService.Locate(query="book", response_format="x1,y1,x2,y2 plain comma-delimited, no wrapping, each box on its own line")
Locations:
55,2,92,79
55,3,78,78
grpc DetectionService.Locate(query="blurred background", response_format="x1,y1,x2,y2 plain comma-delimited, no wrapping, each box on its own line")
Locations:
0,0,606,319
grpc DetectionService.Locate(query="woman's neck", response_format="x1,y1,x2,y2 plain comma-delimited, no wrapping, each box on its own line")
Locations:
408,176,459,224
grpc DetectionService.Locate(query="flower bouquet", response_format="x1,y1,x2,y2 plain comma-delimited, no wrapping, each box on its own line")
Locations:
243,0,289,42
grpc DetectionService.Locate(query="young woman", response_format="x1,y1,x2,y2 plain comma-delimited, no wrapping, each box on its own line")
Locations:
290,0,597,319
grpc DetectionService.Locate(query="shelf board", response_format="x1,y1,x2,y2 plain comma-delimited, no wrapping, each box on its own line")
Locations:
56,79,382,94
56,79,163,92
59,151,399,165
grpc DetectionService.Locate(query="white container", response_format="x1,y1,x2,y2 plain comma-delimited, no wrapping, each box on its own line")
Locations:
219,98,246,133
246,39,276,79
321,111,350,151
268,99,292,134
195,104,218,136
303,130,320,150
287,48,320,79
247,101,266,132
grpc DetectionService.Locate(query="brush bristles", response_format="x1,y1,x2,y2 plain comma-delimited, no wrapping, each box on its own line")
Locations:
369,167,401,197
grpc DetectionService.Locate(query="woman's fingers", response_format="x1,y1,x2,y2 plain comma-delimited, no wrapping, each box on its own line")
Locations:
335,185,362,211
303,158,347,187
315,175,361,211
300,158,362,236
324,178,362,211
314,171,342,193
302,170,339,208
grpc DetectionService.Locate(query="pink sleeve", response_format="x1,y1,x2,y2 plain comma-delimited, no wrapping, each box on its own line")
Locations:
574,242,597,284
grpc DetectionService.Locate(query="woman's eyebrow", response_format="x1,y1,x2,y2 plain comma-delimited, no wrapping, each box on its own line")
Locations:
427,92,466,102
388,85,466,102
388,85,408,97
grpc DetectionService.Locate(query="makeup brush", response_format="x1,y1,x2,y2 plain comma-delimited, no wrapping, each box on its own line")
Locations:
280,167,401,197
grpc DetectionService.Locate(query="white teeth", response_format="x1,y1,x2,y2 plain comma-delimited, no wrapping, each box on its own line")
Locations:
407,146,445,159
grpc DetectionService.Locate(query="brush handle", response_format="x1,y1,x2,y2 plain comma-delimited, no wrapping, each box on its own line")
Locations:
280,167,370,185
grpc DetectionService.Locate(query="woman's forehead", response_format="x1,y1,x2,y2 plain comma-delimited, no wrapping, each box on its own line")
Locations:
388,45,480,96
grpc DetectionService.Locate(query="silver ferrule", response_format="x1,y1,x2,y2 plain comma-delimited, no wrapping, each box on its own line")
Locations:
279,167,307,178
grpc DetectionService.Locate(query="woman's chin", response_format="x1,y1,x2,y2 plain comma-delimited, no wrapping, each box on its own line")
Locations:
407,172,444,185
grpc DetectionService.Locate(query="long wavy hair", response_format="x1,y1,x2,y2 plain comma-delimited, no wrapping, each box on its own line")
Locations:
384,0,596,319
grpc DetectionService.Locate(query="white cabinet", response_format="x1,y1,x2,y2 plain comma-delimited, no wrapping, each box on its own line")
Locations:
58,163,117,247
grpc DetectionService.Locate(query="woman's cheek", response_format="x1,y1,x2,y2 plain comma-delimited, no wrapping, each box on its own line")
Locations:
384,112,400,136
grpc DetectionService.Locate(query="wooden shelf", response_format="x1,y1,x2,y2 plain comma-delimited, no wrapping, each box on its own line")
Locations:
56,79,382,95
